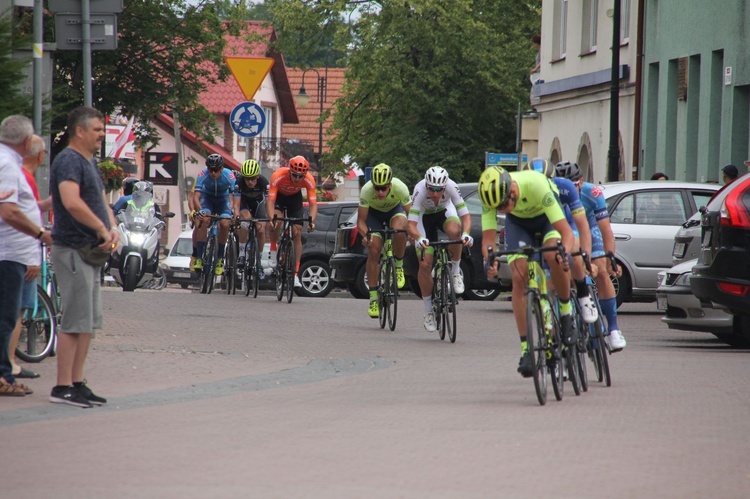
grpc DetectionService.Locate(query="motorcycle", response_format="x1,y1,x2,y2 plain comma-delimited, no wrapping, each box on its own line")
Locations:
109,190,174,292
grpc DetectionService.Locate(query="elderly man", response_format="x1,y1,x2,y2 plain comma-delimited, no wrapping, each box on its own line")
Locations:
0,117,53,397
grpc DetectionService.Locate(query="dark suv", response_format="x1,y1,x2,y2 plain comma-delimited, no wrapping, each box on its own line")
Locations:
691,172,750,345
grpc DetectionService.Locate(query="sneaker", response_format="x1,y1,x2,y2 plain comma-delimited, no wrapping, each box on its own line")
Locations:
49,386,92,408
268,250,277,268
560,313,577,346
190,257,203,272
517,352,533,378
293,275,302,288
368,300,379,318
214,258,224,276
578,296,598,324
452,272,465,295
423,312,437,332
396,267,406,289
74,380,107,405
606,329,627,352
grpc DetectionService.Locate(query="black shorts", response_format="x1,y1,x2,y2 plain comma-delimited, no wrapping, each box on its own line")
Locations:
240,197,267,219
365,203,406,232
273,192,305,225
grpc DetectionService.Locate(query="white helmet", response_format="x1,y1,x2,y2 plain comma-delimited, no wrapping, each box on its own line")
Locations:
425,166,449,187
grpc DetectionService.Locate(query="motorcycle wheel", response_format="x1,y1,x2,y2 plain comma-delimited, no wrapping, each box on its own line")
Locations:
123,255,140,291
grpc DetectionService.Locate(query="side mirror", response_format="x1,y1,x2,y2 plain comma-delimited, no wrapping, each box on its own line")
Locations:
164,212,176,218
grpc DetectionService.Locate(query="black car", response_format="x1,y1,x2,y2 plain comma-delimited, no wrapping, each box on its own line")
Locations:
691,172,750,345
329,183,510,300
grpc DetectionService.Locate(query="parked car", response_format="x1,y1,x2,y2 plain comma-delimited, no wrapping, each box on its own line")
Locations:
691,172,750,345
602,181,720,306
161,229,198,288
672,211,703,266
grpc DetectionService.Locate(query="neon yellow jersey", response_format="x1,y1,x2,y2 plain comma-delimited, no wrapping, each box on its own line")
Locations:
481,170,565,231
359,178,412,212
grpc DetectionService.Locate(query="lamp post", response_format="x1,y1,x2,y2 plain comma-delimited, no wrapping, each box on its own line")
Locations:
607,0,622,182
294,67,328,179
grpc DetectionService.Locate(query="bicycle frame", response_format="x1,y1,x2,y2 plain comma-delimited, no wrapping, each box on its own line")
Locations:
368,227,407,331
424,239,463,343
272,213,312,303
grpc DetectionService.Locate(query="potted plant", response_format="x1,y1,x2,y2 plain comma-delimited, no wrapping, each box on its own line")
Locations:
98,159,127,193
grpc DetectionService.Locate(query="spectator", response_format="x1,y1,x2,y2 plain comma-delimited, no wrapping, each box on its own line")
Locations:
721,164,739,184
651,172,668,181
0,116,52,397
8,135,50,380
530,34,541,82
48,106,120,408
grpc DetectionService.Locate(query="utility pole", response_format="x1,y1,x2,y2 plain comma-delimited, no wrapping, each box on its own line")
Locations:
607,0,622,182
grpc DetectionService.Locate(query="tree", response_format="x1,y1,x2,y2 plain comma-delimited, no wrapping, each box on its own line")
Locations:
266,0,540,185
0,15,33,120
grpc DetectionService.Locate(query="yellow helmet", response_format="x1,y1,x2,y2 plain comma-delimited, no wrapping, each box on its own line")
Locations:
371,163,393,186
241,159,260,178
478,166,512,208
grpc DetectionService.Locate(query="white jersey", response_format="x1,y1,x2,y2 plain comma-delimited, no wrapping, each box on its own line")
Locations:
407,178,469,222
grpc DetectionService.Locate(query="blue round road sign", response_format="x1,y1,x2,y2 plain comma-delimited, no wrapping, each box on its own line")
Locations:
230,102,266,138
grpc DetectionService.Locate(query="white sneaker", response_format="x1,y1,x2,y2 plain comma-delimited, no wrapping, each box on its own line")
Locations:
268,250,277,268
293,275,302,288
578,295,598,324
423,312,437,332
606,329,627,352
452,272,465,295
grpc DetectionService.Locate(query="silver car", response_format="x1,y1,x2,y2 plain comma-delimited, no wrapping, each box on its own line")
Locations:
603,181,720,306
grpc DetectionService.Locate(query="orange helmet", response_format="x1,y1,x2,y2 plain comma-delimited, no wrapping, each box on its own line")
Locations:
289,155,310,175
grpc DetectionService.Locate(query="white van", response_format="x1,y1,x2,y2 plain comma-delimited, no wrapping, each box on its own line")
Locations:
160,230,197,288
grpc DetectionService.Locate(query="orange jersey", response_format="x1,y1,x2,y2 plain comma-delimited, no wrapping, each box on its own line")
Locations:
267,167,317,203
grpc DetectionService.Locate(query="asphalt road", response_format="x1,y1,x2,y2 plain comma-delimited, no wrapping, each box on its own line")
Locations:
3,287,749,498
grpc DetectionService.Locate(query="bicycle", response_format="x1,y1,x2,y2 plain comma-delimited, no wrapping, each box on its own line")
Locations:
224,220,240,295
273,214,312,303
421,239,463,343
236,216,270,299
197,214,224,295
493,240,570,406
17,242,60,363
585,252,619,387
368,227,408,331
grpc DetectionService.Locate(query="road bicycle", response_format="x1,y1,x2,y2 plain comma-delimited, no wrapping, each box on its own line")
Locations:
585,252,620,387
236,216,270,299
273,213,312,303
493,240,571,406
224,221,240,295
368,227,408,331
421,239,463,343
197,214,225,295
17,242,60,363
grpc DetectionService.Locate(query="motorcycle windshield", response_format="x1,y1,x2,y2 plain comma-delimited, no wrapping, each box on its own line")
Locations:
122,204,156,232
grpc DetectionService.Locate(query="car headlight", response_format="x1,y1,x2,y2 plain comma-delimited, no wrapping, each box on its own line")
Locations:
656,271,666,287
675,273,691,286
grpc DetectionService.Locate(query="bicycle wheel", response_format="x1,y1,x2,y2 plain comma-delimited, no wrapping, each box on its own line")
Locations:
200,235,215,294
550,313,564,402
565,344,582,396
387,257,398,331
378,258,387,329
593,317,612,387
444,266,457,343
575,314,589,392
526,291,547,406
275,242,285,301
225,233,237,295
285,239,295,303
16,285,56,363
434,268,445,340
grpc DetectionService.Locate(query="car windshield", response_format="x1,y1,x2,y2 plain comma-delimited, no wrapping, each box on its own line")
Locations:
171,238,193,257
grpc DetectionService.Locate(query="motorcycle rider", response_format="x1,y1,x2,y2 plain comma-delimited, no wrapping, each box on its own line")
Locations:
113,176,139,214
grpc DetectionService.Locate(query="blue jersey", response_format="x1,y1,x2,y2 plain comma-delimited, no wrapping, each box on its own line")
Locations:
579,182,610,227
195,168,237,198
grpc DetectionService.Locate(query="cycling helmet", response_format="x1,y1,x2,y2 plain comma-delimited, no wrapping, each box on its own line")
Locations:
122,176,139,196
478,166,512,209
521,157,555,178
425,166,449,187
206,153,224,170
241,159,260,178
370,163,393,186
555,161,582,181
288,155,310,175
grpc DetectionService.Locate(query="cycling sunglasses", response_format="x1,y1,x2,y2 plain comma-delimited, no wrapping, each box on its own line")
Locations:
290,172,305,179
373,184,390,192
427,185,445,193
244,175,260,181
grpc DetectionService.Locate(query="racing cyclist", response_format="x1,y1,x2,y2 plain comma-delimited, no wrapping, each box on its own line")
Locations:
521,158,598,323
235,159,269,275
358,163,412,319
407,166,473,332
555,161,626,352
478,166,576,378
191,154,238,276
266,155,317,289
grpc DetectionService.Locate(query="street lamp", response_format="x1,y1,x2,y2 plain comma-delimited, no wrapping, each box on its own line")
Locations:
294,67,328,177
607,0,622,182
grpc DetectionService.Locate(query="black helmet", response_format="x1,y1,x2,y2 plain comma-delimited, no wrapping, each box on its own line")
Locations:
206,154,224,170
555,161,582,181
122,176,139,196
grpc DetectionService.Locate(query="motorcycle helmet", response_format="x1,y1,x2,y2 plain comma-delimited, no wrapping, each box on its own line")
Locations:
478,166,512,209
425,166,449,188
241,159,261,178
371,163,393,186
122,176,139,196
521,158,555,178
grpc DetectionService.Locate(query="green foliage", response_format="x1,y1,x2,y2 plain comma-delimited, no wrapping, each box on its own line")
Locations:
266,0,540,185
0,15,33,120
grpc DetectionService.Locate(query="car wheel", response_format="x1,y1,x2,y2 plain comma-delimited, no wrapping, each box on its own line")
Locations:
715,316,750,348
463,288,502,301
295,259,334,298
347,264,369,299
610,264,631,308
180,283,189,289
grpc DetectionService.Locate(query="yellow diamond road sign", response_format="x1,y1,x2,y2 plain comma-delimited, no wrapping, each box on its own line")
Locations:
225,57,274,100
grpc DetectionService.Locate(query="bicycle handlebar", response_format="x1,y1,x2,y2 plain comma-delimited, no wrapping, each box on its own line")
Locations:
418,239,464,260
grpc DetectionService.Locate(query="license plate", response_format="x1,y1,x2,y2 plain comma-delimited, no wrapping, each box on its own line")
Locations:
672,242,686,258
134,216,146,224
174,272,191,279
657,295,667,311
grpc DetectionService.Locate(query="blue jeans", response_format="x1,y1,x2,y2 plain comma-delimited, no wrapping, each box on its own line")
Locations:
0,261,26,384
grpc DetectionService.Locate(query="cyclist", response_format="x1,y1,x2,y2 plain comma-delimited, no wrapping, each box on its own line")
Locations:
407,166,473,332
235,159,269,274
358,163,412,319
520,158,598,323
191,154,238,276
555,161,626,352
478,166,576,378
266,155,317,289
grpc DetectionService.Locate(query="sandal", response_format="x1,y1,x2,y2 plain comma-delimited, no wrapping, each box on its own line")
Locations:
0,379,25,397
12,382,33,395
13,366,40,379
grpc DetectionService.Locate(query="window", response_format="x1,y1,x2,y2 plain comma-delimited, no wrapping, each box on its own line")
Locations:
552,0,568,60
338,206,357,226
692,191,714,212
313,205,335,231
171,237,193,257
626,191,686,225
621,0,630,43
262,106,274,141
581,0,598,54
